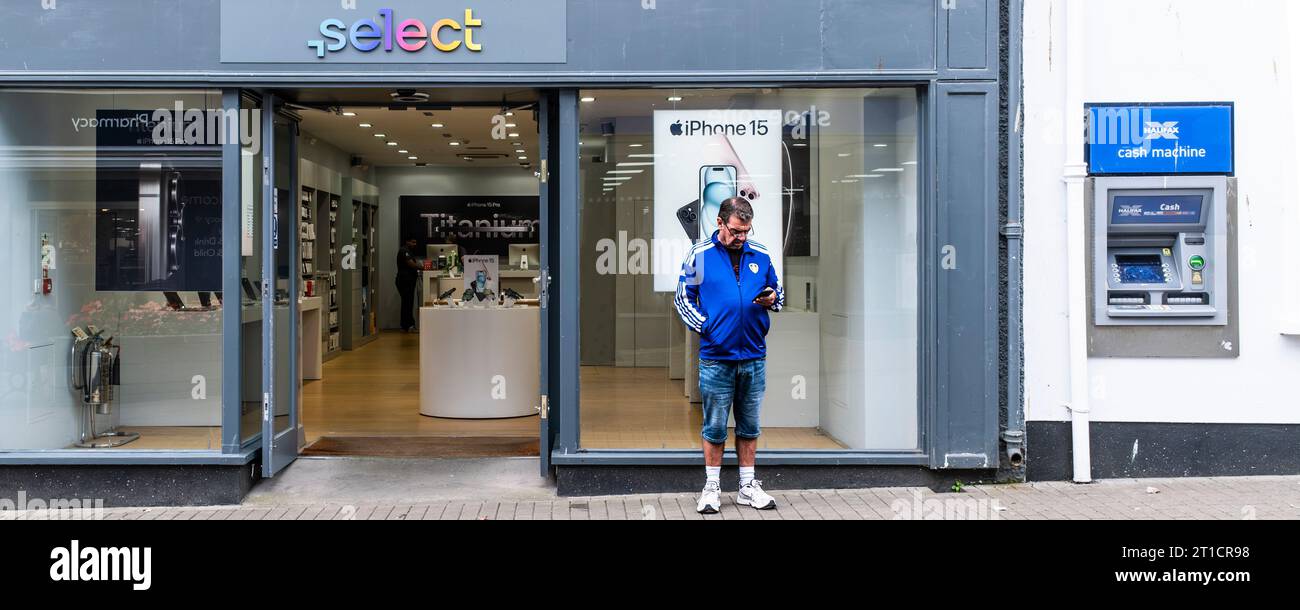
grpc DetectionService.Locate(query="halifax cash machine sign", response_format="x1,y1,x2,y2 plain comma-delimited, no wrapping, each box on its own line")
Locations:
1086,103,1234,175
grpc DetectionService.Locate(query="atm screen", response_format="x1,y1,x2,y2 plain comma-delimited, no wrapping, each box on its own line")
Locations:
1115,255,1164,284
1111,195,1204,225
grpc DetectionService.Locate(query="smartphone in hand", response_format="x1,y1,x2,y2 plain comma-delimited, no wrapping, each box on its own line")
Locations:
753,286,775,303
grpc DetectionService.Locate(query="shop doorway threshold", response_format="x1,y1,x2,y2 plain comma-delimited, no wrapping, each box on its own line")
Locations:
302,435,539,458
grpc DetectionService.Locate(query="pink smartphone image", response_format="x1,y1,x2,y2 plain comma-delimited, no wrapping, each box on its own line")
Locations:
716,135,759,201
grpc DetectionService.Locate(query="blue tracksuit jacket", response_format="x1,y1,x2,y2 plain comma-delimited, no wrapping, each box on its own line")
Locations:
674,231,785,361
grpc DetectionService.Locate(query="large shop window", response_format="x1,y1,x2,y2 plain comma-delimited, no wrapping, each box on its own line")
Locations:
578,88,920,451
0,89,226,451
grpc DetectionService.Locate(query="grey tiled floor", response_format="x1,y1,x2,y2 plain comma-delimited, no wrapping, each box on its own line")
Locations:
7,475,1300,520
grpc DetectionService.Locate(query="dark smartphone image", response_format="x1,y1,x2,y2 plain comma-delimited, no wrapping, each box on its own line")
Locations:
677,199,701,242
753,286,775,302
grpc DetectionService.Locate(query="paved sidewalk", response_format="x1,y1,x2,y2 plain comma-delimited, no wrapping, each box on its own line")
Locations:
7,475,1300,520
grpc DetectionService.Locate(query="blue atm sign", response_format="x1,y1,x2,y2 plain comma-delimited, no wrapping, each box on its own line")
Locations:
1086,103,1234,175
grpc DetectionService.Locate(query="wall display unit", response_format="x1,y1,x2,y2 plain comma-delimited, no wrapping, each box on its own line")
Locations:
299,186,316,295
348,197,380,348
323,193,341,356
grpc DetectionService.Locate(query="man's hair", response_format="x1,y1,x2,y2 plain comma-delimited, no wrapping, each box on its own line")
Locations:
718,197,754,223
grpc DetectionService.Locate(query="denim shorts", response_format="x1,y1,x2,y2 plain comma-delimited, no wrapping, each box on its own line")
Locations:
698,357,765,445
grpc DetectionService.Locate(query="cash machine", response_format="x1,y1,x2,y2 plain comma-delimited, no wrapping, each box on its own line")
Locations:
1093,176,1227,326
1085,102,1236,357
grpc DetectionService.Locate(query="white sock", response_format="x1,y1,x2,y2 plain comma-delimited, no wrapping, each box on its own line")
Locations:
705,466,721,486
739,467,755,487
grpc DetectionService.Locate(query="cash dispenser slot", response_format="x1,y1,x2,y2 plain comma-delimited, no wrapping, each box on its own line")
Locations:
1163,292,1209,306
1107,291,1149,306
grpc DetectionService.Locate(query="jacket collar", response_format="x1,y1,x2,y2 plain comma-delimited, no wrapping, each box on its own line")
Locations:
709,230,752,254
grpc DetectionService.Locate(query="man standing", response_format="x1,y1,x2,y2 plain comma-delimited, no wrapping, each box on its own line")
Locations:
395,236,422,333
675,197,784,513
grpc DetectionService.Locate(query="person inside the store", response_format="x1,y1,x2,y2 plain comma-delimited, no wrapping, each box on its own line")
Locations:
674,197,784,513
395,235,422,333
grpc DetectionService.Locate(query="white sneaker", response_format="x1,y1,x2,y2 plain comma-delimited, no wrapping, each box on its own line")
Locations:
737,479,777,510
696,481,721,514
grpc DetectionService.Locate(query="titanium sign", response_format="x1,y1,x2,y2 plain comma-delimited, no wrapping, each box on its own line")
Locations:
219,0,566,64
1086,103,1234,175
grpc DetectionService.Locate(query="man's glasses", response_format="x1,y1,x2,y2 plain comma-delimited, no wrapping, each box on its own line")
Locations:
723,224,751,237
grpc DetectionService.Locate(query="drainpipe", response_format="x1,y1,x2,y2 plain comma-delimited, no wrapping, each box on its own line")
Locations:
1001,0,1026,471
1063,0,1092,483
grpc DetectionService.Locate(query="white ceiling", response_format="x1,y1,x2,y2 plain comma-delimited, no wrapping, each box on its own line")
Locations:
295,94,538,168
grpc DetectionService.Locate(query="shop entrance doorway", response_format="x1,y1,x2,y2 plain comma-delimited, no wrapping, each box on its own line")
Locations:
252,87,553,467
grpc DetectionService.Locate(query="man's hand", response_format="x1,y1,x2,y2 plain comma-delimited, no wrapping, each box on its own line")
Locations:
753,290,777,308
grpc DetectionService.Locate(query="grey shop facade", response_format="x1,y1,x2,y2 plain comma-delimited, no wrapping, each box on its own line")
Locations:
0,0,1022,506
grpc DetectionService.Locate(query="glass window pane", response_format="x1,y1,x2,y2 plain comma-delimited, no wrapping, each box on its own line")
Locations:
578,87,919,451
0,89,224,450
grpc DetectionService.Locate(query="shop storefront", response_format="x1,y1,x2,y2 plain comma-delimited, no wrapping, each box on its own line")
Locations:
0,0,1019,504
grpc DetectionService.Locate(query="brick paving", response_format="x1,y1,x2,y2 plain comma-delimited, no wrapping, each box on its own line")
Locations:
6,475,1299,520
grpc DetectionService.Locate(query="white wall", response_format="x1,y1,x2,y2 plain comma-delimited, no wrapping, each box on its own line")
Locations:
374,165,539,330
1024,0,1300,424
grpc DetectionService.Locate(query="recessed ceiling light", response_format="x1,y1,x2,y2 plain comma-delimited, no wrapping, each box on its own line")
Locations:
518,155,527,160
505,111,514,117
845,174,883,178
628,143,643,148
515,149,525,153
606,169,643,174
374,133,386,138
449,141,460,146
616,162,655,167
580,96,596,103
508,132,520,138
505,123,517,128
342,111,356,117
792,143,808,147
512,142,522,146
837,153,851,157
667,96,682,102
871,167,905,172
873,143,889,148
627,153,661,158
386,142,398,146
431,123,444,128
398,150,408,153
359,123,372,128
902,161,918,166
408,156,418,160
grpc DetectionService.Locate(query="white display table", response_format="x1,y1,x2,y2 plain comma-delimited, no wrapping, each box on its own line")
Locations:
419,305,539,418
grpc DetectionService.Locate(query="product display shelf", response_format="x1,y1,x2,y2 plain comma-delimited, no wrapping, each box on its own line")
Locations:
299,186,316,297
319,192,342,359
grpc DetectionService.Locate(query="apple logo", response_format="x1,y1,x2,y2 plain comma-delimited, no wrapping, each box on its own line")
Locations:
669,120,683,136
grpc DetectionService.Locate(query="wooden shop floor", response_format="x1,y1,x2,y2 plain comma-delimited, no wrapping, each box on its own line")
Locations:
101,330,843,452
